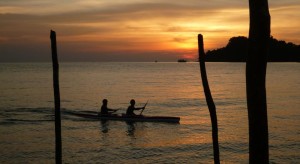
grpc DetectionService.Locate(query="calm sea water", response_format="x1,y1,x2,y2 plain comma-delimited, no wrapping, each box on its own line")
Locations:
0,62,299,163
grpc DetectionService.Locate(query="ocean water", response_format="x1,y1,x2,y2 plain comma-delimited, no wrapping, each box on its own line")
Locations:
0,62,299,163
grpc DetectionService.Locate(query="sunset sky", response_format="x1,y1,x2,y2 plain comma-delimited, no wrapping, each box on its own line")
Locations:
0,0,299,62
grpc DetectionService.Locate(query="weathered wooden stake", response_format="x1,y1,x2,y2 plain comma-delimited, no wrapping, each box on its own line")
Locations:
50,30,62,164
247,0,270,163
198,34,220,164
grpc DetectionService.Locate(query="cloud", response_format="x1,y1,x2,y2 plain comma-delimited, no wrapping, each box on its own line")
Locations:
0,0,299,62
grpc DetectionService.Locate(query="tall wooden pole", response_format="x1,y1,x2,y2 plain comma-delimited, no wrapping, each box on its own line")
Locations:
198,34,220,164
50,30,62,164
247,0,270,163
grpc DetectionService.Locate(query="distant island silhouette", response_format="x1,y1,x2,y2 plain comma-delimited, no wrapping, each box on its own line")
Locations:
178,59,187,62
205,36,300,62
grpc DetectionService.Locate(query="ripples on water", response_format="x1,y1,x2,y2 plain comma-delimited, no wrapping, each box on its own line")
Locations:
0,62,299,163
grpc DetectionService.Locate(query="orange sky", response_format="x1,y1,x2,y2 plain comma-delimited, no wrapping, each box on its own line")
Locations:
0,0,299,62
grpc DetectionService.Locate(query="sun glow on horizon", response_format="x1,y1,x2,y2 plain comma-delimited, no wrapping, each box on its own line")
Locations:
0,0,299,61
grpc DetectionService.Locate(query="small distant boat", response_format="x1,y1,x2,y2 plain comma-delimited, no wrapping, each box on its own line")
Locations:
72,112,180,123
177,59,187,62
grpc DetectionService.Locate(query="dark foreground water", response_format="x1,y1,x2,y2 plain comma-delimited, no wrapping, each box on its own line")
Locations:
0,62,299,163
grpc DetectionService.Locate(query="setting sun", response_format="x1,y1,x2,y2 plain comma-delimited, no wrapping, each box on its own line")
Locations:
0,1,299,163
0,0,299,62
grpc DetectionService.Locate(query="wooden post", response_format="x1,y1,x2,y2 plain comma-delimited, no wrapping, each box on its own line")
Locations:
50,30,62,164
198,34,220,164
247,0,270,163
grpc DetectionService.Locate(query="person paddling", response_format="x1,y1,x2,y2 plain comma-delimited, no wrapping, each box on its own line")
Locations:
99,99,117,115
126,99,145,116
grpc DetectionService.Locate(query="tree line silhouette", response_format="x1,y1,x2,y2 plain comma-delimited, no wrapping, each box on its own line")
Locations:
206,36,300,62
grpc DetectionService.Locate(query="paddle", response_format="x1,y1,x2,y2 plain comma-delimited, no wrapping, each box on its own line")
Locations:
140,100,149,115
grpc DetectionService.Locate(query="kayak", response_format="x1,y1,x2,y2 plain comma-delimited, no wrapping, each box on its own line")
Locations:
72,112,180,123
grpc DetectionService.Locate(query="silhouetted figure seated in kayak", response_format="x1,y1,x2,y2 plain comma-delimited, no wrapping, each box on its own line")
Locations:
126,99,145,116
99,99,118,116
